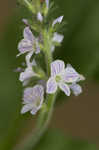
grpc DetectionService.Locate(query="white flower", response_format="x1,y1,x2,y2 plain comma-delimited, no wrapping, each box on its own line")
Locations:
70,83,82,96
19,66,36,82
14,67,24,73
52,16,64,27
22,19,29,25
45,0,49,9
37,12,43,22
51,32,64,52
17,27,40,57
51,46,55,52
19,60,40,86
19,50,38,86
21,85,44,115
52,32,64,43
19,54,38,85
46,60,82,96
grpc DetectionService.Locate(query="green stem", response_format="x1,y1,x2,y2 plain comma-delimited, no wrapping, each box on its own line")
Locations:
18,0,34,13
43,30,53,76
14,94,57,150
45,49,53,76
24,0,34,12
24,0,30,6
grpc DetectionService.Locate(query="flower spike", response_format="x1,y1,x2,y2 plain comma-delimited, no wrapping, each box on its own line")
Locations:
15,0,85,149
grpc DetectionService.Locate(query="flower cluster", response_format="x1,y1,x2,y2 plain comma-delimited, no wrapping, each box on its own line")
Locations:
17,0,85,115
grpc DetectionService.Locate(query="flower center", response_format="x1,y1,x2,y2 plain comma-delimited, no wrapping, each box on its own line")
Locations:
55,75,61,82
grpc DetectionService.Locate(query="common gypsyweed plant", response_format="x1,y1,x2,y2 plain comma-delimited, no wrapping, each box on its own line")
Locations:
16,0,85,149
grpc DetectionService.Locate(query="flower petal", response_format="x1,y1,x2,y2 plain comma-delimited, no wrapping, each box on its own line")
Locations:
32,85,44,100
21,104,32,114
52,16,63,27
51,45,55,52
19,67,35,82
22,19,29,25
32,85,44,111
13,67,24,73
59,83,70,96
18,39,33,54
51,60,65,76
37,12,43,22
70,83,82,96
24,27,34,42
45,0,49,9
30,107,38,115
64,64,79,83
46,77,57,94
77,74,85,82
23,88,34,103
53,32,64,43
23,85,44,102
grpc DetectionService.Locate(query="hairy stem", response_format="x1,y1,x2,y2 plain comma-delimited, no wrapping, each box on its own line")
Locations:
43,30,53,76
45,49,53,76
18,0,34,13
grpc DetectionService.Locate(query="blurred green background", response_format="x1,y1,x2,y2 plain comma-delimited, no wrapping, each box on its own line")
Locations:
0,0,99,150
